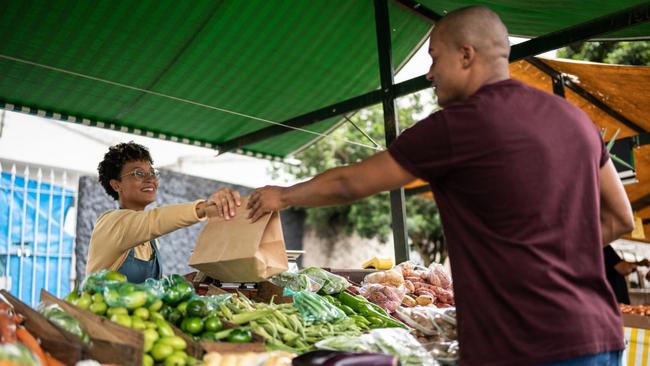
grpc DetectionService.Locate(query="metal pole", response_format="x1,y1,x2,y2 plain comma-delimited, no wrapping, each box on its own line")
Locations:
374,0,409,263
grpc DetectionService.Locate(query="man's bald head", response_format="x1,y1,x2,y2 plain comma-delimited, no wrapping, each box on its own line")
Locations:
433,6,510,62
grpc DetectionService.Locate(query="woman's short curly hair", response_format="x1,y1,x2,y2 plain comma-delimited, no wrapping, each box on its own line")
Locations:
98,142,154,200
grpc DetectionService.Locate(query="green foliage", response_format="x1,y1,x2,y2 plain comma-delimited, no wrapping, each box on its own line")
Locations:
557,41,650,66
272,91,446,264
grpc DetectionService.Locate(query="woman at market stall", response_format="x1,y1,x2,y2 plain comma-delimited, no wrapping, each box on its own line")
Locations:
86,141,241,283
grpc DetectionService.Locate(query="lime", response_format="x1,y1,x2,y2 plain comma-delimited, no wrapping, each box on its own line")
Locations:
181,317,204,335
204,316,223,332
150,343,174,362
133,307,150,320
144,321,157,330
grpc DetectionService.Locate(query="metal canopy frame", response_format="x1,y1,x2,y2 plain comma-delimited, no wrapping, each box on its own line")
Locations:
219,1,650,263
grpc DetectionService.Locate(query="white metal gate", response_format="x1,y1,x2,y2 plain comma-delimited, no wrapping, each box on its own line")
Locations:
0,161,77,306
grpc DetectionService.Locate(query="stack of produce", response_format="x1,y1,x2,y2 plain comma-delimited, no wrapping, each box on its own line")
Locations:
64,271,195,366
314,328,437,366
620,304,650,316
321,292,407,330
215,292,363,353
203,351,294,366
395,306,458,363
357,262,454,310
0,303,66,366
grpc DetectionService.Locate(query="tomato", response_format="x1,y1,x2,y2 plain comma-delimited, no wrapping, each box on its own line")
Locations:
174,282,194,302
167,309,183,326
203,316,223,332
185,300,207,318
227,329,252,343
181,317,204,335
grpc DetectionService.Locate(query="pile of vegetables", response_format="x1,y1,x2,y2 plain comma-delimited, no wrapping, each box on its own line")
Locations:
0,303,65,366
64,271,194,366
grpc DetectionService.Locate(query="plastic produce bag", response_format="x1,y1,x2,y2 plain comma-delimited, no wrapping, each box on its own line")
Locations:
159,274,195,305
286,289,347,324
362,269,405,288
316,328,437,366
269,272,323,292
0,343,41,366
37,302,91,345
102,282,155,310
371,328,437,366
80,270,127,294
292,350,398,366
358,284,405,313
300,267,350,294
395,306,457,339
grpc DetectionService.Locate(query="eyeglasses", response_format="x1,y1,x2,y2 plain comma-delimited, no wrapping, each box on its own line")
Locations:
120,168,160,181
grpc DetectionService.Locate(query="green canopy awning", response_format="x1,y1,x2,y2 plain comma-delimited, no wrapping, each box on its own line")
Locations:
1,1,649,158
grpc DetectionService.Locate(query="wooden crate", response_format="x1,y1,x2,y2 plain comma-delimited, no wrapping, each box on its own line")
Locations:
40,290,144,366
0,290,83,365
171,323,204,359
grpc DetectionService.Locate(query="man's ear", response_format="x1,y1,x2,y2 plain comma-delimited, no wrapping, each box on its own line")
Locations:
460,44,476,68
109,179,121,193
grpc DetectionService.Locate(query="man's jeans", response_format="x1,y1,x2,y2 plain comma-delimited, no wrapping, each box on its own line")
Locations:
541,351,623,366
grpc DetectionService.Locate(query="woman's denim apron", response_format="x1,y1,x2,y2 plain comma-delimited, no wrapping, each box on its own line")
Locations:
117,239,162,283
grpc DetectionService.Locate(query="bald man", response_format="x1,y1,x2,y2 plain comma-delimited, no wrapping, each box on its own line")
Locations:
248,6,633,366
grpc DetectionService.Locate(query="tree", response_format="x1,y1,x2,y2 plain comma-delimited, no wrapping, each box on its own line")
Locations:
557,41,650,65
272,91,447,265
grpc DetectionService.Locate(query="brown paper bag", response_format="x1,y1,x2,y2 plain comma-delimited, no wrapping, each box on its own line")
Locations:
188,196,288,282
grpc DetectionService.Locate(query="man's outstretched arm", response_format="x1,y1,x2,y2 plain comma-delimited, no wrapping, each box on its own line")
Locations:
247,151,416,221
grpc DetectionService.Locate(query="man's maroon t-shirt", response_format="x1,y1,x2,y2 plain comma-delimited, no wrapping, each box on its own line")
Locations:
389,79,623,365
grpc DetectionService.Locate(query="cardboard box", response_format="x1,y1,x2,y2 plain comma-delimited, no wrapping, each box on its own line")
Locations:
622,314,650,330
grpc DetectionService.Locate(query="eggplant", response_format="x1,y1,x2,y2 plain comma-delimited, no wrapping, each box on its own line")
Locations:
293,350,399,366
